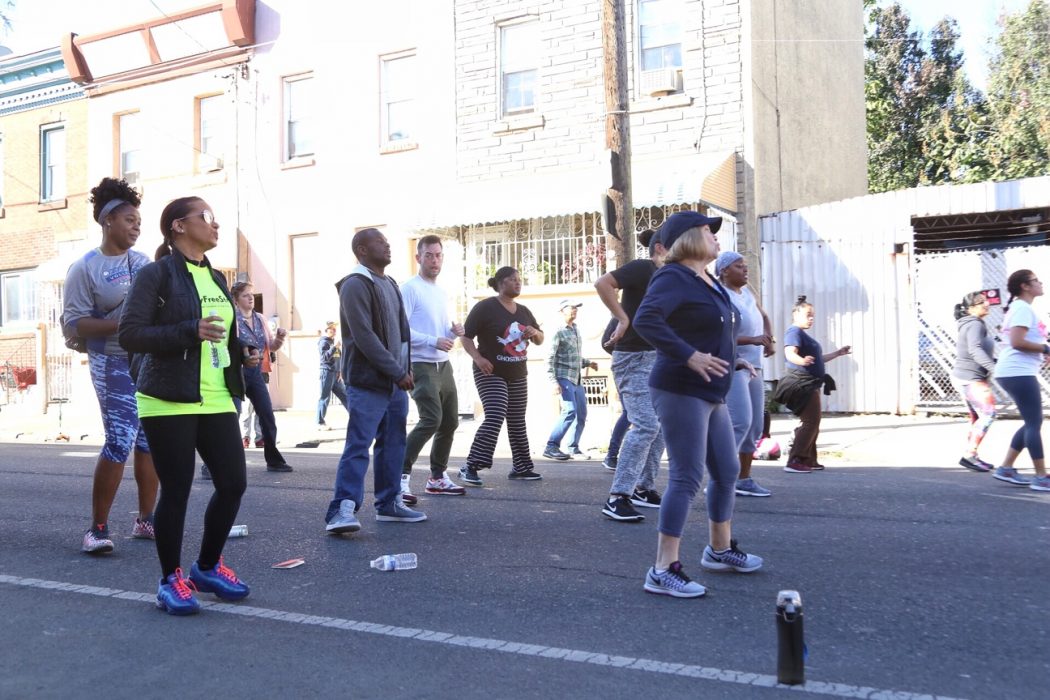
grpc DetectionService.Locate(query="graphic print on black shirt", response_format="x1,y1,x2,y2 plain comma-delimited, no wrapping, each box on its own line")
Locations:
464,297,540,381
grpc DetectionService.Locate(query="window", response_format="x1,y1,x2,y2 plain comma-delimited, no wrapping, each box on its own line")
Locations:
1,269,37,326
284,75,314,161
381,52,417,144
499,21,539,115
197,94,224,171
638,0,683,71
117,112,142,184
40,125,66,202
0,133,5,209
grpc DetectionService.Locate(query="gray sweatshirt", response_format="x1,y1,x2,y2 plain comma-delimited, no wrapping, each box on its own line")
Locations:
952,314,996,381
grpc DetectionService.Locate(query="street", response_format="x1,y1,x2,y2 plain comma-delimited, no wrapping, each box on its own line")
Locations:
1,436,1047,699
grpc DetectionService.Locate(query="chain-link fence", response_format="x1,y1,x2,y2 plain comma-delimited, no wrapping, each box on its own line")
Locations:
914,245,1050,409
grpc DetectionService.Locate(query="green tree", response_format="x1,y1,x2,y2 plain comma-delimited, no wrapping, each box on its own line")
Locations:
984,0,1050,179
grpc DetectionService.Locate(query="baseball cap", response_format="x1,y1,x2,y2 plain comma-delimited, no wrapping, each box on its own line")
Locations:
658,211,723,251
559,299,583,311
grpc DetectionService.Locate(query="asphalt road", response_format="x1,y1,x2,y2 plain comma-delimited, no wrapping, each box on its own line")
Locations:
1,440,1047,699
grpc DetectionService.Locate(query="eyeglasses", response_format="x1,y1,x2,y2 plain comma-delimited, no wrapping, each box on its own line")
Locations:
1027,278,1042,285
177,210,215,225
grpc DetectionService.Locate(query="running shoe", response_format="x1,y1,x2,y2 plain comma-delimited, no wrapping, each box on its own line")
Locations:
425,475,466,495
602,456,617,471
189,558,250,601
735,478,772,497
630,488,662,508
701,540,763,573
82,525,113,554
569,450,593,460
131,517,155,540
156,568,200,615
993,466,1031,485
459,466,483,486
1029,475,1050,492
602,495,644,521
783,460,812,473
542,447,571,461
508,469,543,480
643,561,706,598
959,456,992,472
400,475,418,505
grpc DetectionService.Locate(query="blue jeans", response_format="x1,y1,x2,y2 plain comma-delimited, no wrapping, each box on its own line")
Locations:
317,366,347,424
326,385,408,521
233,364,285,467
606,410,630,460
546,378,588,451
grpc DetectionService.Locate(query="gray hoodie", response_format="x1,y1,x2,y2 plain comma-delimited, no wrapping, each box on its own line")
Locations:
952,314,996,381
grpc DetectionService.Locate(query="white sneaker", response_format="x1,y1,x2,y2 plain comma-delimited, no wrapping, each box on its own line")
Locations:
400,475,418,505
425,475,467,495
569,450,593,461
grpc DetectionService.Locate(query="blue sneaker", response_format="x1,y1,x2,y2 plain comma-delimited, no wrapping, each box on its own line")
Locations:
189,558,251,601
156,568,201,615
993,466,1031,486
1030,475,1050,492
643,561,706,598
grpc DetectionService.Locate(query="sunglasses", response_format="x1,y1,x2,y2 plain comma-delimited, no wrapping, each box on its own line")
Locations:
176,210,216,225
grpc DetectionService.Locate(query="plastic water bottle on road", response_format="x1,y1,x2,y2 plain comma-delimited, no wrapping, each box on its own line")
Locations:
775,589,805,685
208,309,230,369
370,553,417,571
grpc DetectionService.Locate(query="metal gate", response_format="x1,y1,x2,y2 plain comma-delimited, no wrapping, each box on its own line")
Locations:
913,244,1050,408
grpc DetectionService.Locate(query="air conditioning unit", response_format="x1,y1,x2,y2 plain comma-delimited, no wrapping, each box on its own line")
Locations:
122,170,140,186
640,68,682,97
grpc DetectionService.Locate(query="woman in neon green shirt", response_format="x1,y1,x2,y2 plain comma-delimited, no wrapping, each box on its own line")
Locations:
120,197,256,616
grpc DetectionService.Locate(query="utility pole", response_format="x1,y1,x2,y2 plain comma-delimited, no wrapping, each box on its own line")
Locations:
601,0,634,266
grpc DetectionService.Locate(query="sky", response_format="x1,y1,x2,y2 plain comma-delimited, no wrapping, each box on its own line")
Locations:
0,0,1037,92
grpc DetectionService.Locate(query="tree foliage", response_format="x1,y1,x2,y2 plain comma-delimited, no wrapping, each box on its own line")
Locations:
866,0,1050,192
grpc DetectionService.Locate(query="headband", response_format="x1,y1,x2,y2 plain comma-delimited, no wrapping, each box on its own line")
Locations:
97,199,128,225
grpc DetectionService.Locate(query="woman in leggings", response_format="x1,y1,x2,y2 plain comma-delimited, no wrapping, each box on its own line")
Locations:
951,291,997,472
991,269,1050,492
120,197,253,615
64,177,157,553
634,211,763,599
459,266,544,485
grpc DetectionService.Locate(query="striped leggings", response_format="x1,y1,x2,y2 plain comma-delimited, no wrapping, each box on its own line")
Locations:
465,368,535,474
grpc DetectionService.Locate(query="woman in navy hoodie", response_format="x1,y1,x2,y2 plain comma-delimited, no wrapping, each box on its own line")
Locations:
633,211,763,598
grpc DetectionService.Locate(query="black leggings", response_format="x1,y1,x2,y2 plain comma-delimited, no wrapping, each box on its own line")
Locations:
140,413,247,578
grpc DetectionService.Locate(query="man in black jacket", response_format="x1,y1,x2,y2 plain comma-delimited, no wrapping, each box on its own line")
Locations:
325,228,426,534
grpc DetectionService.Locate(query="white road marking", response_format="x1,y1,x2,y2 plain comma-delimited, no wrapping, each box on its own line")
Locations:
0,572,964,700
60,452,99,458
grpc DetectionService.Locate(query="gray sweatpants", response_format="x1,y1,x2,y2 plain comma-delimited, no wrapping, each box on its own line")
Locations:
609,350,664,495
652,387,739,537
726,368,763,454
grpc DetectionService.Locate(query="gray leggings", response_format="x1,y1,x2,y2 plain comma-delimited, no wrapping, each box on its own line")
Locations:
652,388,739,537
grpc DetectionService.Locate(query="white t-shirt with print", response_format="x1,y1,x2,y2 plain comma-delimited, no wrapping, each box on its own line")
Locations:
993,299,1047,378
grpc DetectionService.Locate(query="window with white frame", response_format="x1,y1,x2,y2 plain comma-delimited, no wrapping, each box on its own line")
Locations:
284,74,314,161
0,132,5,209
638,0,684,71
40,125,66,202
1,269,37,326
118,112,142,184
197,94,224,171
381,52,417,144
499,21,539,115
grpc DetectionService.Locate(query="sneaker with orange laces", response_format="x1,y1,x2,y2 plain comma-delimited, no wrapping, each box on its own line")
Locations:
190,557,251,600
156,568,200,615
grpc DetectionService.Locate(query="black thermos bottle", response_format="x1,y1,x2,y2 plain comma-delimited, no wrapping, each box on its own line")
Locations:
776,589,805,685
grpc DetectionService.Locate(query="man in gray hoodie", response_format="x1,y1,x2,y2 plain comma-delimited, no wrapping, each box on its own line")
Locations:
325,228,426,533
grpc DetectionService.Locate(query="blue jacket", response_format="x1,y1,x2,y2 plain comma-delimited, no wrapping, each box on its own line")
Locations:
633,262,737,402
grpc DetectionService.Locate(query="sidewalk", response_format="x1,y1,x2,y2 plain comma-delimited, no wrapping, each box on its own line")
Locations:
0,397,1025,471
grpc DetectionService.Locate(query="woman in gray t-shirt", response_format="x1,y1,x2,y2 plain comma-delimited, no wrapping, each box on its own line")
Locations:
63,177,157,555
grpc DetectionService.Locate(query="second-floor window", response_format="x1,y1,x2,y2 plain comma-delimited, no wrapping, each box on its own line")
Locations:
40,125,66,202
638,0,683,71
197,94,224,171
500,21,539,115
381,52,416,144
118,112,142,184
284,74,314,161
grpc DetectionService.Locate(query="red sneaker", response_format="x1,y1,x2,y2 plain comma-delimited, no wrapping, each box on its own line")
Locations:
783,460,812,473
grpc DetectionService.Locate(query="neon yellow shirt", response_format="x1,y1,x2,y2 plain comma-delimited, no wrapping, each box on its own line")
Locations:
136,262,236,417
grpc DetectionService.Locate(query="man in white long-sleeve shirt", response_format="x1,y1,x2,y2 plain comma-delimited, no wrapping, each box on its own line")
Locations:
400,235,467,500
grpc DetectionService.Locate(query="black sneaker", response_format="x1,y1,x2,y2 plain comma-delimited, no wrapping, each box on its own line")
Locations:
602,456,617,471
959,455,992,472
266,462,294,472
541,447,571,461
630,489,662,508
459,466,483,486
602,495,644,521
508,469,543,480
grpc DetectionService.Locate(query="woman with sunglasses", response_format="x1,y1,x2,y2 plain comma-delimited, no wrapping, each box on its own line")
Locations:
120,198,253,615
991,270,1050,492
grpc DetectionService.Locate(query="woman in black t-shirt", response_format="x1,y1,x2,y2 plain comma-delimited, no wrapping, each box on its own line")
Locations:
460,266,545,485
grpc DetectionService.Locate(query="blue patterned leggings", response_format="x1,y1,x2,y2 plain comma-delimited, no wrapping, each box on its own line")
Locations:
88,352,150,463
